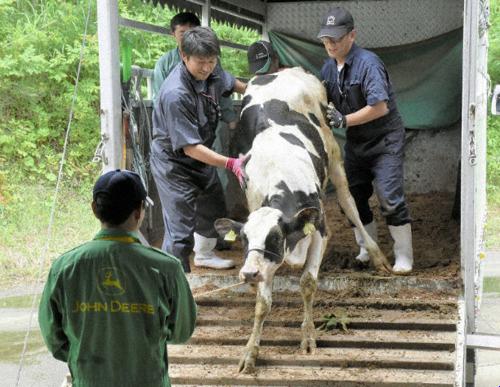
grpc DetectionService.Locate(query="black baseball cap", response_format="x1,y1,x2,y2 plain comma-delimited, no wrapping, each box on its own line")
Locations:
247,40,276,75
93,169,152,207
317,7,354,40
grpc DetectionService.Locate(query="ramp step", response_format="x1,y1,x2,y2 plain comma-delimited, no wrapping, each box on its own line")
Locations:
196,317,456,332
169,345,454,371
195,297,457,312
189,326,456,351
170,364,454,386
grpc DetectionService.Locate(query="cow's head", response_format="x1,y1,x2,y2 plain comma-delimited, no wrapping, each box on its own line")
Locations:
215,206,319,284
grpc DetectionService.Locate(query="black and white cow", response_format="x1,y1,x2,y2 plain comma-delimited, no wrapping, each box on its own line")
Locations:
215,67,391,374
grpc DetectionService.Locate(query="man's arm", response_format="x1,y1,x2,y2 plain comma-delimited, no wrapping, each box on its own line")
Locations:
166,263,197,344
183,144,228,167
152,58,167,99
38,270,69,362
233,79,247,95
327,100,388,129
184,144,247,188
346,101,389,126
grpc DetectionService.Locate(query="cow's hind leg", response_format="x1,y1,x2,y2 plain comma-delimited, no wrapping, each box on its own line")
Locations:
328,141,392,273
300,231,327,354
239,280,272,373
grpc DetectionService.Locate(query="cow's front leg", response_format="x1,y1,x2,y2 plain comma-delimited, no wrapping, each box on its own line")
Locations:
239,280,272,373
300,271,317,354
300,231,327,354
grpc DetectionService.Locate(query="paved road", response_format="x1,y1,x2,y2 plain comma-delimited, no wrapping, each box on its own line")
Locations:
475,293,500,387
475,250,500,387
483,250,500,278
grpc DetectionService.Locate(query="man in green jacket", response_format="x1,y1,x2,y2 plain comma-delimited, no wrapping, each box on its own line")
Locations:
39,169,196,387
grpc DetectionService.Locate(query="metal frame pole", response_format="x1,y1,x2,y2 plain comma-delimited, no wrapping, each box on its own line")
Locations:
461,0,489,385
97,0,123,172
202,0,211,27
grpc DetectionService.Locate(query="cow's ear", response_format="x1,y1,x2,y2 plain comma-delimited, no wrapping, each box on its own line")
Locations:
214,218,244,241
283,207,320,234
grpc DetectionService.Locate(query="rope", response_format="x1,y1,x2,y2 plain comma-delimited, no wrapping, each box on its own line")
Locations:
15,1,93,385
193,281,246,299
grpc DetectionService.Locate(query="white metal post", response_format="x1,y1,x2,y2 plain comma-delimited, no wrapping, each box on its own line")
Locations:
97,0,123,172
461,0,489,384
261,3,269,41
202,0,211,27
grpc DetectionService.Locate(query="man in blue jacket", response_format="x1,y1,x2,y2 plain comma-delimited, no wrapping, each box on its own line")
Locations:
319,7,414,273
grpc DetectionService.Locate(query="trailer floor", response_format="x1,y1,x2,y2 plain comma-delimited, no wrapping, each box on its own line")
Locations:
191,191,460,281
171,285,459,386
169,192,461,386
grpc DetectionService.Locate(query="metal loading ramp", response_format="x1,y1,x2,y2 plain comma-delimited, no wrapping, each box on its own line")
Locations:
169,274,461,387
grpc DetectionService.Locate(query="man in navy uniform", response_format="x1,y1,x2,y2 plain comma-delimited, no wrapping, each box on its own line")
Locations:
318,7,413,273
151,27,247,273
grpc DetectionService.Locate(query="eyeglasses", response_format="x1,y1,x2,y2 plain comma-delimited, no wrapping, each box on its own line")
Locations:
320,34,348,45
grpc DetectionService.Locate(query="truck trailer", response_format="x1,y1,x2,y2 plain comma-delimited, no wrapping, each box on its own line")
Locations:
96,1,495,385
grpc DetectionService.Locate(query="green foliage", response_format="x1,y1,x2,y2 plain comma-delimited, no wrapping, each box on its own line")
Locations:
488,0,500,206
489,0,500,86
118,0,258,76
483,277,500,293
317,310,350,332
0,181,98,287
0,0,257,188
0,0,100,184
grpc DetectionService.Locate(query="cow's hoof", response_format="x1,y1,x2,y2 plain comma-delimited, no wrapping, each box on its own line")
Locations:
300,338,316,354
372,254,393,274
238,354,257,374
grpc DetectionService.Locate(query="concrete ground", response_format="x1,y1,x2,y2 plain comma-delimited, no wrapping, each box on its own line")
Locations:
1,253,500,386
475,250,500,387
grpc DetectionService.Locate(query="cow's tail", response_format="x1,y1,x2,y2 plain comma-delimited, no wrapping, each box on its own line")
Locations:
326,134,393,274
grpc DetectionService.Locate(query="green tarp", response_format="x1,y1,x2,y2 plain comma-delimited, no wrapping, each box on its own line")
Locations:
269,28,462,130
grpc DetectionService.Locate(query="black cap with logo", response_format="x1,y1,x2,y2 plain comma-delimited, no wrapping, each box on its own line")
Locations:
93,169,151,209
247,40,276,75
317,7,354,40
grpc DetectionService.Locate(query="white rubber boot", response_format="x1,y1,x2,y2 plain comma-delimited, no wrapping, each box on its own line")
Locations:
353,221,377,263
389,223,414,274
193,233,235,269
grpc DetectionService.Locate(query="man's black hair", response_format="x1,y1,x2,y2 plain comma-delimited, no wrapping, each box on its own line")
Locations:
181,27,221,57
170,12,201,32
94,194,142,226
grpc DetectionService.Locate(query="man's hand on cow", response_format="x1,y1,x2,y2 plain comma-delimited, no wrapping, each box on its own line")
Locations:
327,102,347,129
225,154,249,189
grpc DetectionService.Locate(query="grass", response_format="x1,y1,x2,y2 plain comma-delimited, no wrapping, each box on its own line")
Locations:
485,199,500,250
483,277,500,294
0,330,46,364
0,179,98,288
0,295,38,309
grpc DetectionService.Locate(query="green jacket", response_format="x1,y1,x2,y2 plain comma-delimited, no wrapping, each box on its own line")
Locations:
152,48,237,123
38,229,197,387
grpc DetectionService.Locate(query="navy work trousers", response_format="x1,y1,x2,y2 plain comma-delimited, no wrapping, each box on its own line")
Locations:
150,154,226,272
344,128,411,226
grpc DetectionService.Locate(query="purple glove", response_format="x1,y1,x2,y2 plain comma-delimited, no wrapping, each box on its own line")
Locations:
225,155,248,189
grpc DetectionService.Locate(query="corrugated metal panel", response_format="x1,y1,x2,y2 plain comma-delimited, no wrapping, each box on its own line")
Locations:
266,0,463,47
145,1,462,45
